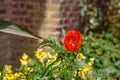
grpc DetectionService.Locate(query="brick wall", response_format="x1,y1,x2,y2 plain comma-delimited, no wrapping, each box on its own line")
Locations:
0,0,80,69
60,0,80,31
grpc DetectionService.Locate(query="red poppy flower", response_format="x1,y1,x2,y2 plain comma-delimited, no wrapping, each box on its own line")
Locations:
64,31,82,52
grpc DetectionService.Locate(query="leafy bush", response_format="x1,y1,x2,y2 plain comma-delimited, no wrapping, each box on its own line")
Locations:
0,20,120,80
0,31,95,80
79,0,120,39
80,31,120,79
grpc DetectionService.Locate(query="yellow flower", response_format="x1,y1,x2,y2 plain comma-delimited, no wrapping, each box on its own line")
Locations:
20,53,31,66
24,67,34,72
35,48,59,67
35,48,48,63
64,65,67,69
46,53,58,67
5,65,13,73
78,66,92,79
76,53,86,61
14,72,23,78
53,60,61,67
73,71,77,77
3,65,15,80
77,57,95,79
35,48,42,53
90,58,95,62
72,78,75,80
88,58,95,66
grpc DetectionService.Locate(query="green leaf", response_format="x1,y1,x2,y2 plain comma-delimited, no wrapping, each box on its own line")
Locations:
0,20,43,39
0,20,11,29
33,54,43,69
61,28,66,38
74,60,87,68
41,77,48,80
38,38,63,54
0,65,7,80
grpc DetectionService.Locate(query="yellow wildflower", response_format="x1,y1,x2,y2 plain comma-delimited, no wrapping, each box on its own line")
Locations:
3,65,15,80
90,58,95,62
77,57,95,79
78,66,92,79
0,72,1,76
35,48,42,54
47,52,53,58
64,65,67,69
20,53,31,66
76,53,86,61
35,48,59,66
88,58,95,66
53,60,61,67
35,48,48,63
24,67,34,72
72,78,75,80
46,53,58,67
14,72,23,79
74,71,77,77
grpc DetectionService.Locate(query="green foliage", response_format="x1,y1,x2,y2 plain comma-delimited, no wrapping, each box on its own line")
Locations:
80,31,120,79
0,20,43,39
106,0,120,38
0,65,7,80
38,37,67,58
80,0,102,31
0,20,120,79
79,0,120,39
1,30,119,79
0,20,95,79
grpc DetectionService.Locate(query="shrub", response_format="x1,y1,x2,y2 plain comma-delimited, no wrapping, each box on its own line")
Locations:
0,20,120,80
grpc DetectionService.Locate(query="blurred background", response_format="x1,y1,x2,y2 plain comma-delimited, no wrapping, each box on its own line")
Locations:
0,0,120,69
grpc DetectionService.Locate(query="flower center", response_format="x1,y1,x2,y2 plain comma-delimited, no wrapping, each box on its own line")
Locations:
72,40,77,47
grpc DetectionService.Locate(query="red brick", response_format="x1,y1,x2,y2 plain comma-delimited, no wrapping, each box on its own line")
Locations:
26,4,34,9
0,9,6,14
60,7,64,11
75,12,80,17
0,16,4,20
12,0,26,1
31,0,42,2
25,17,32,23
61,12,67,17
69,12,75,17
10,18,18,22
12,10,28,15
74,0,80,4
0,0,4,3
71,18,78,23
20,3,25,8
52,0,64,4
18,17,24,23
2,4,8,7
72,6,80,11
65,6,71,11
11,3,19,8
64,19,71,24
59,20,63,24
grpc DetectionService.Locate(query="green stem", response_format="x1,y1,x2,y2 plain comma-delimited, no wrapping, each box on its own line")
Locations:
71,52,78,63
1,65,7,80
41,57,59,77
